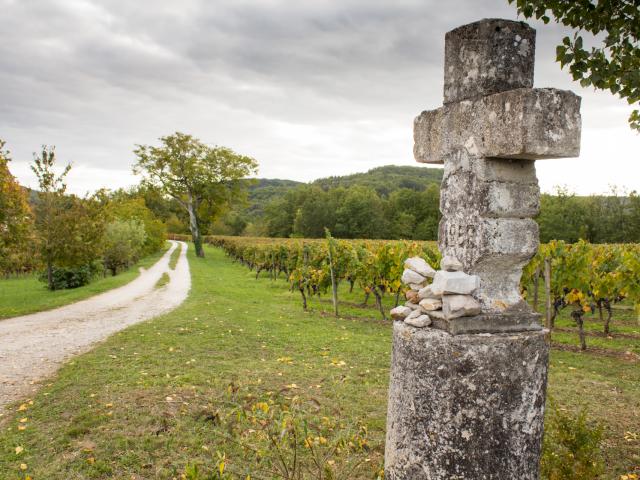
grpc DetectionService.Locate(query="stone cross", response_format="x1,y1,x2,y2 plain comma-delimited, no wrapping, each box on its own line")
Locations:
415,18,581,319
385,19,581,479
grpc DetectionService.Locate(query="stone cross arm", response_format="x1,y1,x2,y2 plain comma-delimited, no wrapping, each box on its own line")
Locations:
414,18,581,164
414,87,581,163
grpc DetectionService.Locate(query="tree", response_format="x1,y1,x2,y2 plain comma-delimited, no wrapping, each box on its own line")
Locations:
627,191,640,241
292,187,335,238
32,146,105,289
98,192,167,256
537,187,590,243
334,186,389,239
0,139,35,275
509,0,640,131
133,132,257,257
103,219,147,276
32,146,71,288
265,196,296,237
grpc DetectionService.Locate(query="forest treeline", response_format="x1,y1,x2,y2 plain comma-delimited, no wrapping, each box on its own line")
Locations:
1,141,167,287
204,167,640,243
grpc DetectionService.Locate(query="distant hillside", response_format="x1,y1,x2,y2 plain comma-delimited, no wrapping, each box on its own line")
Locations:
220,165,445,238
312,165,443,196
243,178,304,218
243,165,443,217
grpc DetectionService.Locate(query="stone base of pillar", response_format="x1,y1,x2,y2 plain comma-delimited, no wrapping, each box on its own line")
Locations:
385,322,549,480
429,311,543,335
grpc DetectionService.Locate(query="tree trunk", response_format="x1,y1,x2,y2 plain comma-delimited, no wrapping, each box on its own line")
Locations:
372,286,387,321
550,307,558,329
603,299,612,335
299,285,307,310
597,301,604,322
571,309,587,351
544,257,552,329
362,291,370,306
46,258,53,291
532,266,540,312
187,200,204,258
327,244,339,318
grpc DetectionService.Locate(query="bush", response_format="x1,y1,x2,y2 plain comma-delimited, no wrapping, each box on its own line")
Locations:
102,196,167,257
103,219,147,276
142,217,166,256
39,263,99,290
181,384,382,479
541,402,604,479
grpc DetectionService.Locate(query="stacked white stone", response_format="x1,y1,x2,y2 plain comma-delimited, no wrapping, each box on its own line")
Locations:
390,255,481,327
390,256,434,326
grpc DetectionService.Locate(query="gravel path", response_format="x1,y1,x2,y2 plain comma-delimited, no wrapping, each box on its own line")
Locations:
0,240,191,412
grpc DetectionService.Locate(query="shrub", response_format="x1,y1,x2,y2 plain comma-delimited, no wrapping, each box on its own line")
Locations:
102,196,167,256
0,139,36,276
181,385,383,479
39,263,99,290
541,402,604,479
103,219,147,276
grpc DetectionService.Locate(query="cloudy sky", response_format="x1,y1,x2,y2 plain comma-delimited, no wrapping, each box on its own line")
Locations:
1,0,637,195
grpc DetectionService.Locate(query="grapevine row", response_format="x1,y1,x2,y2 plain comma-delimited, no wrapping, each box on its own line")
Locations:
522,240,640,349
204,235,440,320
170,234,640,348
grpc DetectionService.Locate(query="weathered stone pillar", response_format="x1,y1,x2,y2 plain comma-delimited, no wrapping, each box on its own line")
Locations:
385,19,581,479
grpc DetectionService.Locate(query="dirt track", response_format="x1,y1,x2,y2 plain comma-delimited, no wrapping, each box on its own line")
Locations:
0,241,191,412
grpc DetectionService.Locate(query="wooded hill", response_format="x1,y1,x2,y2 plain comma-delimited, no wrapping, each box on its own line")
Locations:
241,165,443,220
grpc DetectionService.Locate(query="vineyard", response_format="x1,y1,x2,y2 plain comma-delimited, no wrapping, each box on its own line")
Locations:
206,235,440,320
168,234,640,352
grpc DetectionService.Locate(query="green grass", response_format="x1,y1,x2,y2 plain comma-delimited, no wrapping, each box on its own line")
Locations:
0,245,638,479
169,243,181,270
155,273,170,289
0,244,170,320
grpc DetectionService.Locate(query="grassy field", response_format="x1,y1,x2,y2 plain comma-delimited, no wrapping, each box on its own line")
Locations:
169,245,181,270
0,245,638,479
0,243,170,320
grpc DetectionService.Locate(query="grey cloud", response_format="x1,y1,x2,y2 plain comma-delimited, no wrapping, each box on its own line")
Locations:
0,0,636,194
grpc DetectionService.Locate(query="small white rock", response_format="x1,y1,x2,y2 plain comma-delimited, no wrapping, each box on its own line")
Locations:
404,257,436,278
419,298,443,311
406,309,423,320
405,301,422,311
390,305,412,320
418,284,440,300
401,268,427,286
405,314,432,328
430,271,480,296
442,294,482,319
405,289,420,303
440,255,463,272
